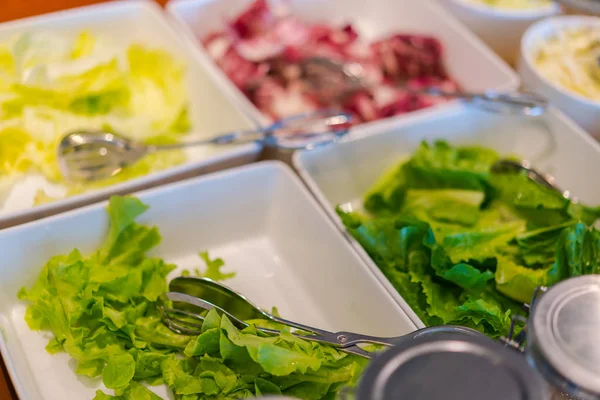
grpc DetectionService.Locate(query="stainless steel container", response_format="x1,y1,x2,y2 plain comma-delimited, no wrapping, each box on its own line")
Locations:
354,327,548,399
352,276,600,400
526,276,600,400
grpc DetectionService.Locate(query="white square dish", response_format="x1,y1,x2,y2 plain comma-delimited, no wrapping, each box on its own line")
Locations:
293,106,600,326
166,0,520,126
0,0,261,229
0,161,417,400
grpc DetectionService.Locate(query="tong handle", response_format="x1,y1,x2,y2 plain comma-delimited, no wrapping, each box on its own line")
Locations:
249,315,376,358
152,110,351,151
269,315,397,348
332,331,397,347
464,91,548,116
163,292,374,358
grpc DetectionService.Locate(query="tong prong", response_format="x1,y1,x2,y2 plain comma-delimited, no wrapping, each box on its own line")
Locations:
158,290,375,358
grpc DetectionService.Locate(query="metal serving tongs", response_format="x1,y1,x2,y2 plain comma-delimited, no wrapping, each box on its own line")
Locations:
158,276,481,359
301,57,548,116
491,159,578,203
57,110,352,182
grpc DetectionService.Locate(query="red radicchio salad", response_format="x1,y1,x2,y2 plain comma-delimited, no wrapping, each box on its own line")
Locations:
201,0,459,124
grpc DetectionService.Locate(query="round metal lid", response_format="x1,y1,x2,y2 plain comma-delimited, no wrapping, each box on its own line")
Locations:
357,332,548,400
529,275,600,396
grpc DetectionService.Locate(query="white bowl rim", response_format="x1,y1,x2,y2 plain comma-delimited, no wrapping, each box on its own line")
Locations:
446,0,561,19
521,15,600,108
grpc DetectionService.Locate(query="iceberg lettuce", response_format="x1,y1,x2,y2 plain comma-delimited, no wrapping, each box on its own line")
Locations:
0,31,191,205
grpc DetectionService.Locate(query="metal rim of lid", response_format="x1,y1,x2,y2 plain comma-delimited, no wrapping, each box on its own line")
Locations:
357,332,547,400
409,324,484,340
530,275,600,395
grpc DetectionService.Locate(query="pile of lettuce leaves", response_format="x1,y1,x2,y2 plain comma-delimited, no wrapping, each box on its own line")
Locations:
338,141,600,338
0,31,190,204
18,196,366,399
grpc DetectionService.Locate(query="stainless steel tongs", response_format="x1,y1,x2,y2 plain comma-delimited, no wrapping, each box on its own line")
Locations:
57,110,352,182
158,276,481,358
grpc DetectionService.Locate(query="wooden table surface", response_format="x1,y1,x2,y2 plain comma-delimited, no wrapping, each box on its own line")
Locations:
0,2,169,398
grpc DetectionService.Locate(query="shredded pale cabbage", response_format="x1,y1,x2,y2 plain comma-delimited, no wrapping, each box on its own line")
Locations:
466,0,551,9
0,31,191,207
535,27,600,101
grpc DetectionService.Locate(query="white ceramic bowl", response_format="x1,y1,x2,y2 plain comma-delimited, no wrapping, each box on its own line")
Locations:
519,15,600,139
439,0,561,64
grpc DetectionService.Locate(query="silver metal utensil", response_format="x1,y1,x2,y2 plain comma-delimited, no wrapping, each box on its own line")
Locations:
159,276,482,359
301,57,548,116
491,159,577,202
57,110,352,182
159,290,373,358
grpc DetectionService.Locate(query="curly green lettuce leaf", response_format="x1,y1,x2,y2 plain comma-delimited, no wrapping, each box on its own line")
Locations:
196,251,235,281
160,309,366,399
410,272,516,337
20,196,366,400
103,353,136,389
93,382,162,400
18,196,188,396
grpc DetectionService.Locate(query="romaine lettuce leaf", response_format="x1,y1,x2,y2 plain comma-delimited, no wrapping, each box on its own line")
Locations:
364,141,498,214
553,223,600,278
403,189,484,226
341,140,600,338
404,141,498,192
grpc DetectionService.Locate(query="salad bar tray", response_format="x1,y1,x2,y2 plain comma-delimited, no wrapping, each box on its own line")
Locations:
0,162,416,400
294,105,600,328
167,0,519,127
0,0,260,230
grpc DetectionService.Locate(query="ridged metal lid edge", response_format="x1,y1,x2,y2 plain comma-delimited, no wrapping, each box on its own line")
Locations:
530,275,600,395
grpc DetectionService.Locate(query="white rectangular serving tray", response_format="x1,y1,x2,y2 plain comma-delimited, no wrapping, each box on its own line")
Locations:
293,105,600,327
0,161,417,400
0,0,261,229
166,0,520,127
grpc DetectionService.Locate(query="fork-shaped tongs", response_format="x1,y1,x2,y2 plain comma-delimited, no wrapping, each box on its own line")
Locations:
159,276,482,358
